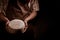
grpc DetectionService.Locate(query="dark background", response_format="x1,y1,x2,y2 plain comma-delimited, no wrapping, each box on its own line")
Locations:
37,0,48,40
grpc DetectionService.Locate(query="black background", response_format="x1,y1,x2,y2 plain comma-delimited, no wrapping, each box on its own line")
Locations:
37,0,48,40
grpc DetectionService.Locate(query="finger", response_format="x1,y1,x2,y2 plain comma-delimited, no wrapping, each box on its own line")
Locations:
24,27,28,32
21,26,28,33
25,22,28,27
6,22,8,25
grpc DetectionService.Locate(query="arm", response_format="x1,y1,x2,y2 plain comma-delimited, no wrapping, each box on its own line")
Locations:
0,12,9,23
22,10,37,33
24,0,39,22
21,0,39,33
0,0,9,23
24,10,37,22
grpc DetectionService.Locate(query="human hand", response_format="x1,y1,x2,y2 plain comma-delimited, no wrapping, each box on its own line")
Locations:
6,20,10,27
21,20,28,33
5,20,17,33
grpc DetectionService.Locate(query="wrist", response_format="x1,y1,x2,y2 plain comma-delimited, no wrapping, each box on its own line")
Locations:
5,18,9,23
24,18,29,22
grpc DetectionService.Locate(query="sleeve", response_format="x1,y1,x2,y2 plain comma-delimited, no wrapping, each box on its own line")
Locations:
0,0,2,13
32,0,39,11
0,0,9,16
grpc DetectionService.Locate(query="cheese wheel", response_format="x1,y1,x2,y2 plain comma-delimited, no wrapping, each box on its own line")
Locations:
9,19,25,29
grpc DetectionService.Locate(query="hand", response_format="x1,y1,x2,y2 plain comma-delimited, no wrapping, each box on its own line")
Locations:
21,20,28,33
5,20,10,31
5,20,16,33
6,20,10,26
5,20,10,32
24,20,28,27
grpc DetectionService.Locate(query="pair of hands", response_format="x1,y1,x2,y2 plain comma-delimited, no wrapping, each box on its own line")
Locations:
6,19,28,33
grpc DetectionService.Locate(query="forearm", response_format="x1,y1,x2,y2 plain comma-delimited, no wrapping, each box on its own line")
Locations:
0,13,9,22
25,11,37,22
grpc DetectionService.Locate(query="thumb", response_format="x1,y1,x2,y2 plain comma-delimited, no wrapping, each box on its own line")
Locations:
6,20,10,26
24,21,28,27
21,27,28,33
